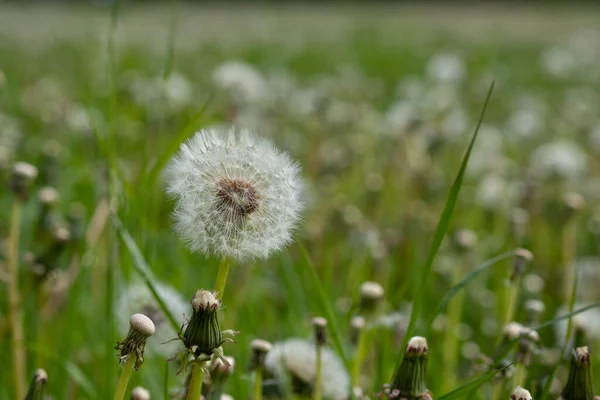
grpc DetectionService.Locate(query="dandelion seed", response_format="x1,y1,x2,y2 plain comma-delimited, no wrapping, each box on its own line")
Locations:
166,127,303,261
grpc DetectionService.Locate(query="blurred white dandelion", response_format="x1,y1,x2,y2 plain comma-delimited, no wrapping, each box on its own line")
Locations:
529,141,587,180
166,126,303,261
264,338,349,399
426,52,466,83
116,281,187,358
213,61,267,102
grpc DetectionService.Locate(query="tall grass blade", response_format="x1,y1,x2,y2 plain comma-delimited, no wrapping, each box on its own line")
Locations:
392,82,495,377
533,302,600,331
437,363,511,400
114,216,180,333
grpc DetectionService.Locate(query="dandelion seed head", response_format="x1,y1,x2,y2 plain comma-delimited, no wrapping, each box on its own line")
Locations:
213,61,266,102
530,141,586,180
511,386,532,400
166,127,303,261
131,386,151,400
265,338,349,399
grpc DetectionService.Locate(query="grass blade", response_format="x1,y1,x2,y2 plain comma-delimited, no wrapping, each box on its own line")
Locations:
534,302,600,331
437,363,511,400
296,242,350,371
425,251,515,334
114,216,181,333
392,82,495,378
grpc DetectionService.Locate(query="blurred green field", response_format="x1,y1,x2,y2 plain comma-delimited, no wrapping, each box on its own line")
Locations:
1,3,600,400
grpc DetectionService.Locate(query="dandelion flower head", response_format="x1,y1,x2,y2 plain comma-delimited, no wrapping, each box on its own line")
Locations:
166,126,303,261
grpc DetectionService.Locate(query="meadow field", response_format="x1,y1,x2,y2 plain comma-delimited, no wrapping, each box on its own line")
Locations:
1,3,600,399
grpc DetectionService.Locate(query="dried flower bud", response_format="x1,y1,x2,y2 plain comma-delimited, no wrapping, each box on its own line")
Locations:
38,186,59,206
504,322,524,341
25,369,48,400
9,162,38,200
350,316,366,346
250,339,272,371
510,386,532,400
312,317,328,346
184,290,223,358
511,249,533,281
524,299,545,326
359,281,384,316
131,386,151,400
115,313,155,370
390,337,430,399
561,347,595,400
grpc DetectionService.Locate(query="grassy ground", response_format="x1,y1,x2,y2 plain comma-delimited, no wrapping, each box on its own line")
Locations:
1,3,600,400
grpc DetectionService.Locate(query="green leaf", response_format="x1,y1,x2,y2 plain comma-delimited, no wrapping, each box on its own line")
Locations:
392,82,496,377
425,251,516,334
437,363,511,400
296,242,350,371
144,97,213,188
114,216,181,333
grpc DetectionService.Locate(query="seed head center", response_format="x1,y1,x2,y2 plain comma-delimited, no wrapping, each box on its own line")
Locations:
216,179,260,217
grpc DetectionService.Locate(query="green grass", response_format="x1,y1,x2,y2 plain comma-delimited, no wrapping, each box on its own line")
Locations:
1,4,600,400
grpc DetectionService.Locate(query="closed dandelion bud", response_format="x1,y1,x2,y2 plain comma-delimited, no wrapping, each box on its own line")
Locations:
359,281,385,316
312,317,328,346
131,386,151,400
25,368,48,400
524,300,545,326
516,328,539,366
510,386,532,400
561,347,594,400
250,339,272,371
390,336,431,399
452,229,477,252
9,161,38,200
350,316,366,346
511,249,533,281
211,356,235,385
563,192,585,220
115,313,155,370
184,290,222,357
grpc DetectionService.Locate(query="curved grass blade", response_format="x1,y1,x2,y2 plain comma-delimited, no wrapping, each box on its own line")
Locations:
533,302,600,331
425,251,516,334
391,82,496,378
296,242,350,371
144,96,214,188
114,216,180,333
437,363,512,400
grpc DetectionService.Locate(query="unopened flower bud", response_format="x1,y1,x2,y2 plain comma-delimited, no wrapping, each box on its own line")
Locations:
511,249,533,281
359,281,384,316
510,386,532,400
131,386,151,400
390,337,431,399
9,162,38,200
115,313,155,370
312,317,328,346
184,290,222,357
452,229,477,252
25,369,48,400
561,347,595,400
524,299,545,326
250,339,272,371
350,316,366,345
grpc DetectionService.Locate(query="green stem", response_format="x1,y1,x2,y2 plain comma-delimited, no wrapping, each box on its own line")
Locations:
503,276,521,328
254,368,264,400
112,361,134,400
441,263,464,393
514,364,527,388
214,258,231,300
314,344,322,400
8,201,26,399
187,363,205,400
352,327,369,387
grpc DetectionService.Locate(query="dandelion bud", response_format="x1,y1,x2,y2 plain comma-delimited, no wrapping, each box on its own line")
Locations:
183,290,222,357
25,368,48,400
350,316,366,346
359,281,384,316
390,336,431,399
504,322,524,341
561,347,595,400
38,186,59,206
510,208,530,241
452,229,477,252
115,313,155,370
210,356,235,384
516,328,539,366
312,317,328,346
511,249,533,281
524,299,545,326
510,386,532,400
131,386,151,400
250,339,272,371
9,161,38,200
563,192,585,216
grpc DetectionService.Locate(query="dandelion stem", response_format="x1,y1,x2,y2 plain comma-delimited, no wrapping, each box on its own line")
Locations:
8,200,26,399
112,361,134,400
214,257,231,300
187,362,205,400
351,327,369,388
314,342,322,400
254,367,264,400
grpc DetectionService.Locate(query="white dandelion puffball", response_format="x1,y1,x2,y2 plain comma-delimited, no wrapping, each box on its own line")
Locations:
212,61,266,102
116,281,187,358
529,141,587,180
166,127,303,261
265,338,350,399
